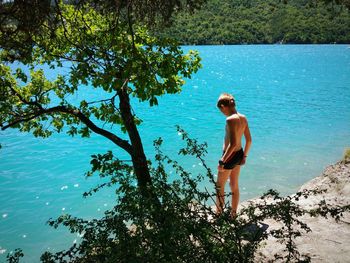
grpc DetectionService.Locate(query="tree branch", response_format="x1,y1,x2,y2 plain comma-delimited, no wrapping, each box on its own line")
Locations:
1,105,133,155
9,86,43,110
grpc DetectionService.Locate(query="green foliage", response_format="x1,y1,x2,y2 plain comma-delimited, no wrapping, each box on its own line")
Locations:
343,148,350,163
6,249,24,263
7,127,344,263
0,1,201,140
0,0,206,63
157,0,350,44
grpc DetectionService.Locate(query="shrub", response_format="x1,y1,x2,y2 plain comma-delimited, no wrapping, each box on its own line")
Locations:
343,148,350,163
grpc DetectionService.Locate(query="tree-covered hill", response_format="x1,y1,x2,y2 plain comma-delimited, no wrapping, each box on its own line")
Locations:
157,0,350,44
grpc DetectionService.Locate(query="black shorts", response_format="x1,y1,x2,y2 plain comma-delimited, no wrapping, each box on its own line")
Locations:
223,148,244,170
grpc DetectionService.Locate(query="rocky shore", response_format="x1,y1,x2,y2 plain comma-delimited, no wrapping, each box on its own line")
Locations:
244,159,350,262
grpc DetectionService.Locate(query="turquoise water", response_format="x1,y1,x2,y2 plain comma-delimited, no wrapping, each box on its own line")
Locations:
1,45,350,261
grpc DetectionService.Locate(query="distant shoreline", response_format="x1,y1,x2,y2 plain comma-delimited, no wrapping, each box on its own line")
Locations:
180,43,350,46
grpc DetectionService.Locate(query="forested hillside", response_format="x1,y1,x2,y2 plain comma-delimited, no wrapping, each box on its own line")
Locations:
157,0,350,44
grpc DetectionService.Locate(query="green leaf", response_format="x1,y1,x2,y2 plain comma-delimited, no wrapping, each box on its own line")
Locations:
15,68,28,83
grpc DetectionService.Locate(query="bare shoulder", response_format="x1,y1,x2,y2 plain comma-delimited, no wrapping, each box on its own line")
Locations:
226,114,244,129
238,113,248,123
237,112,246,119
226,114,240,123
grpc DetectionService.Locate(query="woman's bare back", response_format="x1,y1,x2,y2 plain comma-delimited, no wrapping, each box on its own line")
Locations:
224,113,247,151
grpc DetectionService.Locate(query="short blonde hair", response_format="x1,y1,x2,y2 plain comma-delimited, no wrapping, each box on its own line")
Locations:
217,93,235,108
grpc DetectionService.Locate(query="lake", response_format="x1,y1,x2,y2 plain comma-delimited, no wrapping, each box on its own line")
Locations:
1,45,350,261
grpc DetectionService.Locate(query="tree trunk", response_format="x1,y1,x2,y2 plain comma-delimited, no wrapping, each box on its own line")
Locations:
117,87,155,200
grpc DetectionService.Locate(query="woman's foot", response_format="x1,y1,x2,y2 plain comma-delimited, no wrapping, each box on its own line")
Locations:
230,209,237,219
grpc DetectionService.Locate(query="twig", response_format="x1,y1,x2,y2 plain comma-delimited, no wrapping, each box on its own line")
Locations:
325,238,342,244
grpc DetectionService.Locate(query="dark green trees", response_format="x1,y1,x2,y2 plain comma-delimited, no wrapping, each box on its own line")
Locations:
158,0,350,44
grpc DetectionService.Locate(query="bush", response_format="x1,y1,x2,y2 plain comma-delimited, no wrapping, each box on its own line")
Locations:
343,148,350,163
8,127,350,262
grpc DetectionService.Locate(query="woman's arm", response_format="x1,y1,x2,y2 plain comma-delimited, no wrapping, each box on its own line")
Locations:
241,121,252,165
221,118,238,162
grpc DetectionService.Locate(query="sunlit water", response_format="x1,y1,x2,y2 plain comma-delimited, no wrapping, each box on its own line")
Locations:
1,45,350,261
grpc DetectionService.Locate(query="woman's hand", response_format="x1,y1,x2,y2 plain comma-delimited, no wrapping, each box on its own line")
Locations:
218,164,225,172
240,156,247,165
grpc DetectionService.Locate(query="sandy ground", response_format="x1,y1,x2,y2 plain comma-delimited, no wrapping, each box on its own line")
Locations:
241,160,350,262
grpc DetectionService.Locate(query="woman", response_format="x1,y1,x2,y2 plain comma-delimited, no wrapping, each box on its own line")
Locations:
216,93,252,217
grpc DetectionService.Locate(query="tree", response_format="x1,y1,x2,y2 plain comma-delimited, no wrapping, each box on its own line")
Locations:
156,0,350,44
0,0,202,203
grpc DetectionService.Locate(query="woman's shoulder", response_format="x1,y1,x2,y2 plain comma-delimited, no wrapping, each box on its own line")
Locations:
226,114,240,122
236,113,248,124
237,112,247,120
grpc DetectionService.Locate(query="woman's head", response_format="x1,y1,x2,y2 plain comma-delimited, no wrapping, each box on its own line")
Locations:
217,93,235,109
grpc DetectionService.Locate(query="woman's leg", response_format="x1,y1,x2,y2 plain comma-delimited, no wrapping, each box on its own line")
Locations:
216,169,231,214
229,165,241,217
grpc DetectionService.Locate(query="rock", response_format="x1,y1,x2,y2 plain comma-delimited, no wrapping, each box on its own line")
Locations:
241,161,350,262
